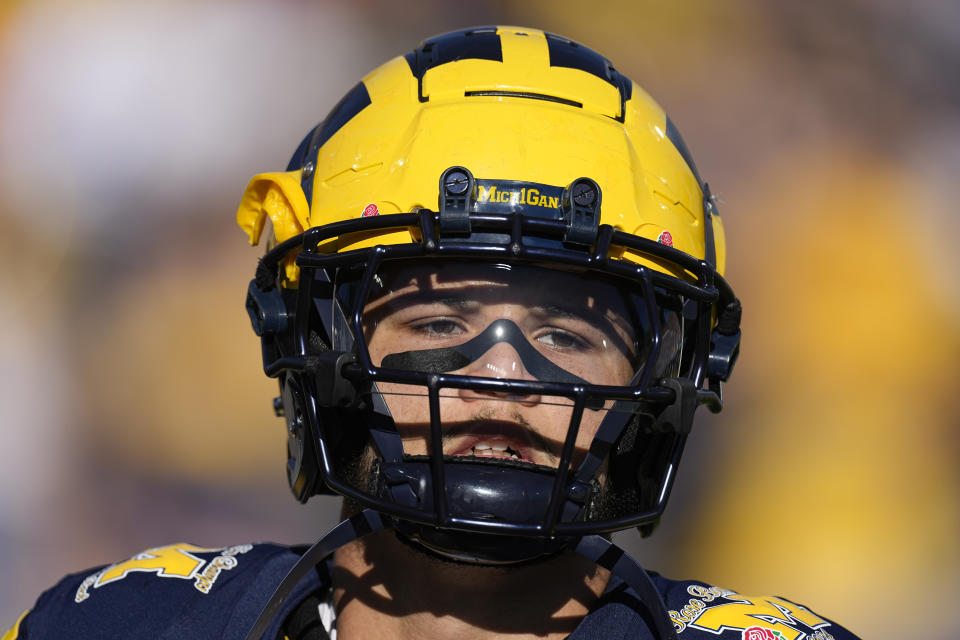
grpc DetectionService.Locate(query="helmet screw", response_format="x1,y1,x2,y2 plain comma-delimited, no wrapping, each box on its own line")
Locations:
573,181,596,206
444,170,470,195
302,160,315,178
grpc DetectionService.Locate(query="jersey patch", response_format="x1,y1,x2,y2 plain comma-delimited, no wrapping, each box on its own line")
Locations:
670,584,836,640
73,543,253,603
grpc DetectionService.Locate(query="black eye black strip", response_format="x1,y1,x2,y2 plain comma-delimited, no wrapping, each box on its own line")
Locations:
380,318,587,385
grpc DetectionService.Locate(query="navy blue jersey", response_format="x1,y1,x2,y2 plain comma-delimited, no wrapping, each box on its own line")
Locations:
6,543,323,640
5,542,859,640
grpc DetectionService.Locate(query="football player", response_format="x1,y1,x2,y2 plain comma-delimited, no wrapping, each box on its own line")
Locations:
5,27,859,640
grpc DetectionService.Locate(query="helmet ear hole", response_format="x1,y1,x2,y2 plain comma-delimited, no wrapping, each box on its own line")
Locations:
280,374,321,502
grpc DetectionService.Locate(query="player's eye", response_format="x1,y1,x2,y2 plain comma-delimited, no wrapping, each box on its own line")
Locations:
535,329,589,351
411,318,464,338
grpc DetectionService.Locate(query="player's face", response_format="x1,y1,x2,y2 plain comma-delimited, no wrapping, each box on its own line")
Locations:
362,262,638,468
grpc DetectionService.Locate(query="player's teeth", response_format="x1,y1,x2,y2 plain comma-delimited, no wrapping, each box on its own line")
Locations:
474,443,507,451
471,444,514,458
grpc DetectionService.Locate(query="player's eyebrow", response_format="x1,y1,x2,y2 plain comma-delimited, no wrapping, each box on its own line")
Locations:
535,303,592,320
395,292,477,309
367,289,478,316
535,302,628,331
431,296,476,310
530,303,609,332
533,302,637,356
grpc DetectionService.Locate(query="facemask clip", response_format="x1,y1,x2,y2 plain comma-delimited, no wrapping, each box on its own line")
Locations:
561,177,601,246
438,166,475,235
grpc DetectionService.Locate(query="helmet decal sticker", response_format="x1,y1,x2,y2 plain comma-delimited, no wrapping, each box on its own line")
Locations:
361,203,380,217
473,180,564,217
658,230,674,247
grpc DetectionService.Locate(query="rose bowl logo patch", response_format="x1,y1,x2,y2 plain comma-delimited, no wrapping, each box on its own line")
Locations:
742,627,787,640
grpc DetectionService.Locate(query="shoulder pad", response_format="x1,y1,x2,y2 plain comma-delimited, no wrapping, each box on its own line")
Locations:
571,574,860,640
16,542,328,640
654,575,862,640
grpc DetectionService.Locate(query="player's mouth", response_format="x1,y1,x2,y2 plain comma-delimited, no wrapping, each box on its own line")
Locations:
467,440,524,461
452,438,534,463
447,421,555,465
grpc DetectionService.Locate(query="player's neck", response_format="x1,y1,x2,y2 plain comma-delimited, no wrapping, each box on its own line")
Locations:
331,530,610,640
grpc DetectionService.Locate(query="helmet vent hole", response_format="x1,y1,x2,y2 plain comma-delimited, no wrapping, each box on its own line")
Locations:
463,90,581,109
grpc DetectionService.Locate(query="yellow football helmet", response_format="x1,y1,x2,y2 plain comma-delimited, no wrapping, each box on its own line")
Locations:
237,25,740,557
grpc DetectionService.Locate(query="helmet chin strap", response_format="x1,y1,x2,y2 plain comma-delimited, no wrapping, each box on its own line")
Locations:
244,510,386,640
244,509,678,640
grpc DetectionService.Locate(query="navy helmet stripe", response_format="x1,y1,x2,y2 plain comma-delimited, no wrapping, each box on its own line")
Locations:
286,128,315,172
406,27,503,102
403,51,417,76
665,117,717,267
311,82,372,155
545,33,610,81
419,27,502,72
544,33,632,122
664,117,703,186
297,82,372,207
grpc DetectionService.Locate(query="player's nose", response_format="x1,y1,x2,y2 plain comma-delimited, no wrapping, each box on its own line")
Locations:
457,341,542,406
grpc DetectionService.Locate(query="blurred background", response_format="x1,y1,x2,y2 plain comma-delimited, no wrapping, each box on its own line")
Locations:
1,1,958,637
